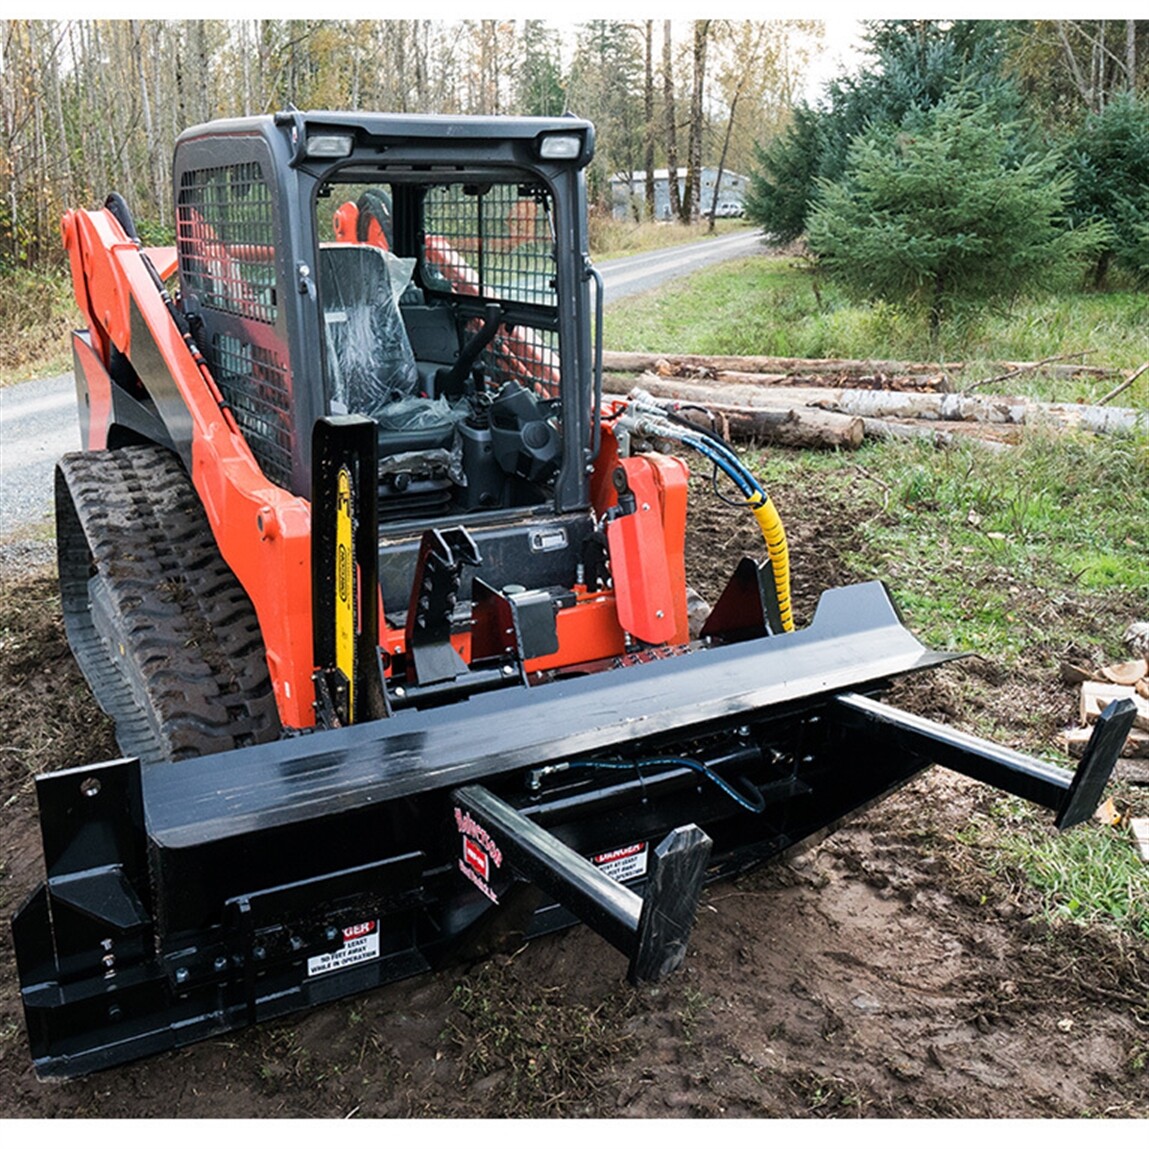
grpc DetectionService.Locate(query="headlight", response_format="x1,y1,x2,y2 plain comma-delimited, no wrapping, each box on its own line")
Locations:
537,134,581,160
305,133,353,159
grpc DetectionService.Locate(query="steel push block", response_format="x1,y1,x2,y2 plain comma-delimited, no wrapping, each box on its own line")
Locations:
452,785,712,983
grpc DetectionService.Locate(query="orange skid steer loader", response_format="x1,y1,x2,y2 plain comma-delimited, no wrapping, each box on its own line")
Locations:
11,110,1136,1079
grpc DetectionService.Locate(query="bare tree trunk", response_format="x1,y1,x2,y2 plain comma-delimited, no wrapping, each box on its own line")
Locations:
662,21,681,222
643,20,655,221
1127,19,1137,91
708,88,739,233
682,20,710,225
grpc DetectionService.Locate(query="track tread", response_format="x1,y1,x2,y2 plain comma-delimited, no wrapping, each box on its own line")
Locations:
56,445,282,764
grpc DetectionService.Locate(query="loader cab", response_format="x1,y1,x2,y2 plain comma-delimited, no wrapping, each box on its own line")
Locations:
174,111,596,517
314,174,568,522
174,111,599,614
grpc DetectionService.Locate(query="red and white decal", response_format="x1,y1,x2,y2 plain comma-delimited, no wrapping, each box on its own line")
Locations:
455,805,502,904
464,837,490,881
307,920,380,978
592,841,648,883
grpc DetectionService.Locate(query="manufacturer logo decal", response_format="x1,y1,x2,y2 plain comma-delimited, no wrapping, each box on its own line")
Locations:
455,806,502,903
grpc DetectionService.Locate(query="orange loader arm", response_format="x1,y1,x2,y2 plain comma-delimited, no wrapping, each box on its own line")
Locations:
62,205,318,728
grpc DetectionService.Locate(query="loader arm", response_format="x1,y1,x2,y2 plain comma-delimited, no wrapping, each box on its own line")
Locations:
62,205,317,726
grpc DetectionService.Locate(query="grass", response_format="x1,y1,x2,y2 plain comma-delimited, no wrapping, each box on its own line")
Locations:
0,265,78,385
605,251,1149,404
739,431,1148,661
589,214,751,262
967,791,1149,942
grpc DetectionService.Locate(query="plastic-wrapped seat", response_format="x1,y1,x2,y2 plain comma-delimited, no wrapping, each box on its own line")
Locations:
319,244,456,457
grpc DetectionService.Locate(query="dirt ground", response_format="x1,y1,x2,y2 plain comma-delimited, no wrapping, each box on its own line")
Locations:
1,473,1147,1120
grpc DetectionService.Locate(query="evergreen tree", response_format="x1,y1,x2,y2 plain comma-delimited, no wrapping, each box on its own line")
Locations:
516,20,564,117
1065,94,1149,286
746,20,1020,242
807,93,1106,341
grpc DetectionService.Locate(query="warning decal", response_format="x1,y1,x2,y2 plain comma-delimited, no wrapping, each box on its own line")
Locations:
307,920,381,978
592,841,648,883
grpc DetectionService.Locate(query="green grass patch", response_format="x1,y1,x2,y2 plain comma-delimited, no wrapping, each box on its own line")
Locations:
742,431,1149,661
0,266,78,385
967,793,1149,941
605,253,1149,405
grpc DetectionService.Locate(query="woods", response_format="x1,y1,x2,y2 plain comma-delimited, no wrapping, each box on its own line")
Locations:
0,18,820,270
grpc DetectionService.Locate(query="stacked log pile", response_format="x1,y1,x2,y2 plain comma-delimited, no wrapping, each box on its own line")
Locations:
603,352,1147,451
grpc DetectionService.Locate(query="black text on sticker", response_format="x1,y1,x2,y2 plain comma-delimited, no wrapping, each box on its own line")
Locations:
592,842,648,883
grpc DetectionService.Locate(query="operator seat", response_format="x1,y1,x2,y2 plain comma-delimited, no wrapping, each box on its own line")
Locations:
319,244,460,517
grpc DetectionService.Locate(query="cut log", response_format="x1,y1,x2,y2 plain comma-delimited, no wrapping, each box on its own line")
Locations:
1060,725,1149,760
1100,659,1148,686
604,391,863,450
619,373,1145,437
602,350,1118,380
860,418,1014,453
678,404,864,450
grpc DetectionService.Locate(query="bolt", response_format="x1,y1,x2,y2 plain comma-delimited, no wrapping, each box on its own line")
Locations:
174,967,189,985
290,936,304,952
325,926,340,943
252,945,267,962
108,1005,123,1022
213,956,228,972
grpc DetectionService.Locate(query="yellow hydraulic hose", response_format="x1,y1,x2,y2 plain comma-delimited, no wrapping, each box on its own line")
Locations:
749,495,794,632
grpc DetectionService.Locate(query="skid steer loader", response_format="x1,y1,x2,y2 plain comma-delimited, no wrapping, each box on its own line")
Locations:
11,110,1136,1080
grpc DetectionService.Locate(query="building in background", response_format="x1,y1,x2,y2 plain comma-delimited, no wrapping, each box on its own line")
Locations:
611,168,748,221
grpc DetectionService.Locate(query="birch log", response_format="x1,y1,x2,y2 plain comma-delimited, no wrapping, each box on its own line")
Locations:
622,373,1145,437
601,351,1117,380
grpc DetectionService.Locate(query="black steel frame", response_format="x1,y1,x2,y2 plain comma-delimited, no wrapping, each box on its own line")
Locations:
12,578,1134,1080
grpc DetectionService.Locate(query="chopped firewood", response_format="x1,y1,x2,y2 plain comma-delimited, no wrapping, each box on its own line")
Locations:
1124,622,1149,659
1099,658,1148,686
1079,681,1149,731
1130,819,1149,863
1093,796,1121,826
1060,725,1149,759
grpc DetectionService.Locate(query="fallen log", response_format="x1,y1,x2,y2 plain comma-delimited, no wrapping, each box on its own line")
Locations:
605,391,863,450
602,350,1118,380
828,389,1146,435
623,373,1146,437
678,404,864,450
860,418,1014,453
713,369,946,392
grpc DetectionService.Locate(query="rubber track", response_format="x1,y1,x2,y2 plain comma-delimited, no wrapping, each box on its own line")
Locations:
56,445,282,764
